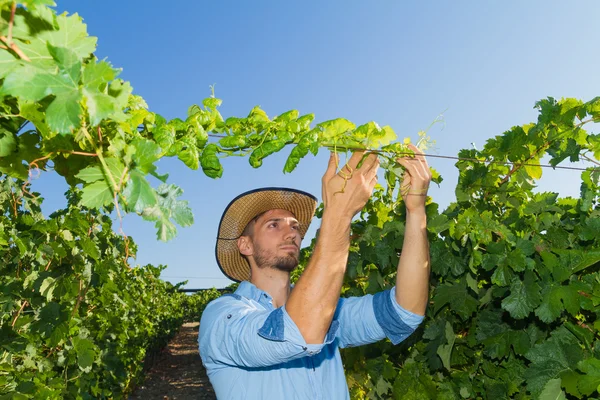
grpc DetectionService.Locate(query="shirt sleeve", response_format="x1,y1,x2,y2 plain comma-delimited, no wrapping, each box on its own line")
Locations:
199,295,339,370
335,286,424,348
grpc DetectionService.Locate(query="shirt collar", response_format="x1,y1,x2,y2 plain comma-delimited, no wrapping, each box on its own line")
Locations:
235,280,272,303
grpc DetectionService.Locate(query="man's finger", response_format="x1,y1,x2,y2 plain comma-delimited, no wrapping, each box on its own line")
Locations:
396,157,426,182
323,152,339,181
345,151,366,171
359,153,380,173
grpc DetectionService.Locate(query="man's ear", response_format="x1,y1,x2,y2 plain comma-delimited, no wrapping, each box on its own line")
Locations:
237,236,253,256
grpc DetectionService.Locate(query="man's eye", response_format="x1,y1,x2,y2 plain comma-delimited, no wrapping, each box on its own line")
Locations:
292,225,299,230
269,222,278,228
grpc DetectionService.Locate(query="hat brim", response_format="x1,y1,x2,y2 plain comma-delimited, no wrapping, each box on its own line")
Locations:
215,187,318,282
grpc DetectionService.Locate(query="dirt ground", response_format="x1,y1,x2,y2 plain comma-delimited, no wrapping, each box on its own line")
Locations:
129,322,216,400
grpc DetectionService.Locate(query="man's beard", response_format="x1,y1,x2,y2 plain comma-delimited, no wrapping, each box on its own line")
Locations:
253,242,299,273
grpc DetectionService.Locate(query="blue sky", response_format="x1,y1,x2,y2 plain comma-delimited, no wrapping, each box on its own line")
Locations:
34,1,599,288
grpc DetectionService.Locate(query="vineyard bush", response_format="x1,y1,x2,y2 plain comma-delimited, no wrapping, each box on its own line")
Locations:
0,179,188,398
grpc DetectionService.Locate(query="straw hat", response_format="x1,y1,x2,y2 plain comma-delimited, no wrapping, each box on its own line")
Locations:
215,187,318,282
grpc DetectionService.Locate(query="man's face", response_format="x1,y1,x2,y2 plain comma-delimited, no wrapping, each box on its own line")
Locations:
241,209,302,273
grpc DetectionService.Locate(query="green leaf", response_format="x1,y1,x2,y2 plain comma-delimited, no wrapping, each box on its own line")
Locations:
219,135,247,149
153,122,176,153
72,337,96,371
202,97,222,110
437,322,455,370
1,64,48,101
553,249,600,274
79,237,100,261
317,118,356,140
274,109,299,122
501,271,542,319
177,136,200,170
123,170,157,213
506,248,527,272
141,184,193,241
391,361,437,400
45,89,82,133
80,180,113,209
82,59,117,89
535,284,564,323
47,44,81,82
75,166,104,183
524,327,584,396
104,157,126,184
200,144,222,178
39,277,56,301
538,378,566,400
433,279,478,320
131,138,161,174
370,125,397,148
41,10,97,59
247,105,269,122
524,156,543,180
0,131,17,157
19,101,52,138
83,88,119,126
577,358,600,396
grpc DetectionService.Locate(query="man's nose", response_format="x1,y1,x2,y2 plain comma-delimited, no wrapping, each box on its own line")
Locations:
283,224,300,241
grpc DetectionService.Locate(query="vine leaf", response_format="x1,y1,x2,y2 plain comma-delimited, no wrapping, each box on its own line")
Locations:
80,180,113,209
72,337,97,372
524,327,584,396
123,170,157,213
0,131,16,157
577,358,600,396
538,379,566,400
141,184,193,241
501,271,542,319
436,322,455,370
433,278,478,320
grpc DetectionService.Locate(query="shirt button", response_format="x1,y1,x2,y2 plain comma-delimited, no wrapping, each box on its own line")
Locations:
227,314,232,319
302,346,307,351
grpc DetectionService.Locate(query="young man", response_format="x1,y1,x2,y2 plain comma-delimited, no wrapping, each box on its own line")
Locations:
199,145,432,399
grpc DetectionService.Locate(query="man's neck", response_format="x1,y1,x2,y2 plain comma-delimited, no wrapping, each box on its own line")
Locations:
250,269,292,308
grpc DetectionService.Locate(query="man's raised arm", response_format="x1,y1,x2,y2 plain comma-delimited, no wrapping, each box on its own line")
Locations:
394,144,432,315
286,151,379,344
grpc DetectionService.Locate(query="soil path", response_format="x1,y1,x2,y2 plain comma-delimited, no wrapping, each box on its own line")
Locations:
130,322,216,400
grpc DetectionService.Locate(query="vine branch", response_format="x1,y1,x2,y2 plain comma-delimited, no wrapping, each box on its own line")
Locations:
0,2,31,62
11,299,28,328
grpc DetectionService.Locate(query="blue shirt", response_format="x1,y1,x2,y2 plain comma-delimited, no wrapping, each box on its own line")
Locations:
198,281,423,400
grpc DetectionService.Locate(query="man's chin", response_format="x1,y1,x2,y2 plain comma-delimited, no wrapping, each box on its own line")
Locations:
273,257,299,273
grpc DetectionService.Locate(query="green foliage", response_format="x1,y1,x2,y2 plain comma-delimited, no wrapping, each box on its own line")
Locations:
325,96,600,399
0,178,188,398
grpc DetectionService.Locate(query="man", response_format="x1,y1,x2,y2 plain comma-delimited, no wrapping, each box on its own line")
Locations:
199,144,432,399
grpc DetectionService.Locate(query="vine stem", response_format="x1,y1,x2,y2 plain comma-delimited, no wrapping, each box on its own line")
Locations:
498,142,549,186
114,166,131,268
11,300,28,327
70,279,87,319
581,153,600,167
0,2,31,62
10,190,18,218
8,2,16,42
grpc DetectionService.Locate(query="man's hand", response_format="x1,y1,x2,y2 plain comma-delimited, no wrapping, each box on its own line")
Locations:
321,151,380,221
395,144,432,212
